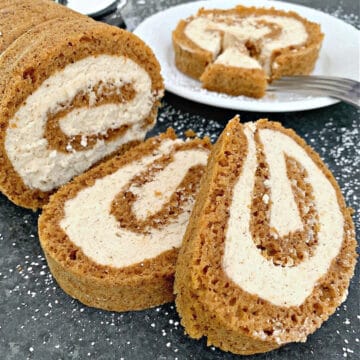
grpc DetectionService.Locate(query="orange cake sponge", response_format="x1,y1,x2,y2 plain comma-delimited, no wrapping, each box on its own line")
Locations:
39,129,211,312
174,117,357,354
0,0,81,54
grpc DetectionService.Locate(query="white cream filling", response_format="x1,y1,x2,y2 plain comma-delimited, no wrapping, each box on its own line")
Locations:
5,55,158,192
223,124,343,307
215,47,262,69
259,15,308,74
184,17,222,57
184,15,307,74
60,140,209,268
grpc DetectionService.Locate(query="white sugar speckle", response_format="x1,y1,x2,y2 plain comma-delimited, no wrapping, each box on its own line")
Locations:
65,143,74,152
262,193,270,204
80,135,88,147
328,5,360,28
157,103,222,143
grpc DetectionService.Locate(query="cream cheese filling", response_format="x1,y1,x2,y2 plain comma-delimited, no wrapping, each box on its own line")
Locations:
184,15,308,75
60,140,209,268
5,55,158,192
215,47,262,69
223,124,343,307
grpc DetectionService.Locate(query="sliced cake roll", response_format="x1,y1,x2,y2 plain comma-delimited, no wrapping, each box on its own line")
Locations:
174,117,357,354
173,6,323,98
38,129,211,312
0,17,164,209
0,0,81,54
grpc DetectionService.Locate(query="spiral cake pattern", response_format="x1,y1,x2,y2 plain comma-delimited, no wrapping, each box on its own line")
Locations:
39,130,211,312
173,6,323,97
0,14,163,209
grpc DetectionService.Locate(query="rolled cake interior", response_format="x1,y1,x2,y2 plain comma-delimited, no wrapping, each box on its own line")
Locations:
174,117,357,355
0,13,164,209
38,129,211,312
172,6,324,97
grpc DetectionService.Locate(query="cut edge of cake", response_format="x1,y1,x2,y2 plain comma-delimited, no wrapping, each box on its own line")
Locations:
174,116,357,355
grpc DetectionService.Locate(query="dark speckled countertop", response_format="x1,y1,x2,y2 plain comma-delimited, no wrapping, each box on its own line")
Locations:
0,1,359,359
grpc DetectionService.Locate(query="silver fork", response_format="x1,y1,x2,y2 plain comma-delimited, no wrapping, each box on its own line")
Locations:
268,76,360,108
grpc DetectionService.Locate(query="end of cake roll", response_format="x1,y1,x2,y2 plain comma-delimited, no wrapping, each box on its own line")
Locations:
172,5,324,98
174,117,357,355
0,7,164,209
0,0,84,55
38,129,211,312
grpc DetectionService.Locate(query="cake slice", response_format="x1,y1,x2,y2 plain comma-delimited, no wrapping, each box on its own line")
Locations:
0,16,163,209
173,6,324,97
200,47,267,98
174,117,357,354
38,129,211,312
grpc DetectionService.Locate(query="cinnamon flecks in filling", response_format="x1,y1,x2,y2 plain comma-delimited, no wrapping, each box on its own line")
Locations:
223,121,346,307
111,140,209,234
111,155,205,234
45,82,136,152
250,132,319,267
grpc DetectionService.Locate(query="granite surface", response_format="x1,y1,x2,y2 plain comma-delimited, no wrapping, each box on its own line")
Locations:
0,1,359,359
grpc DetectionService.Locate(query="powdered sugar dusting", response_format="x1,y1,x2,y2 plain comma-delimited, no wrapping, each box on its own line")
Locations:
327,4,360,29
149,101,223,142
1,103,358,359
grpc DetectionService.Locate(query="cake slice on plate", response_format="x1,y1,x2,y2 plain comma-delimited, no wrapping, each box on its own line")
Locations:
173,6,324,97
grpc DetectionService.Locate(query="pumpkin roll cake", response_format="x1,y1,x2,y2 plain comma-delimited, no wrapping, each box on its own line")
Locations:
174,117,357,354
0,16,164,209
38,129,211,312
173,6,323,97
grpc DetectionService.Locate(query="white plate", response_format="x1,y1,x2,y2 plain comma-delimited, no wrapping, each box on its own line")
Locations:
60,0,119,17
134,0,360,112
